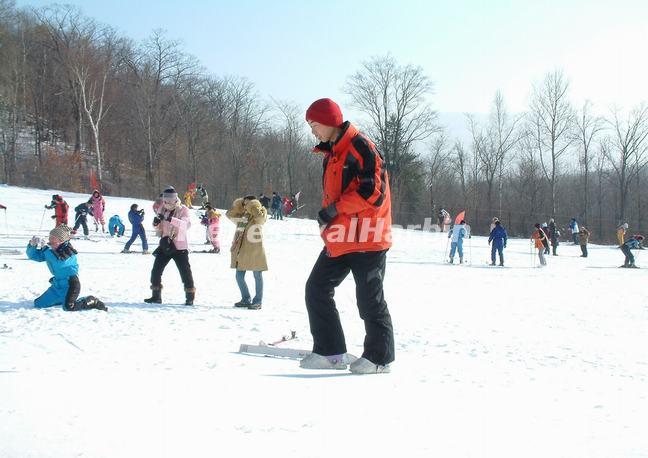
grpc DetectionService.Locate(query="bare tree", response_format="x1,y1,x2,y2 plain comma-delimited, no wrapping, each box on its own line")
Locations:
173,76,209,182
528,70,575,216
423,132,452,218
604,104,648,223
344,55,439,220
72,27,124,183
222,76,268,197
126,29,198,191
273,99,305,195
489,91,524,214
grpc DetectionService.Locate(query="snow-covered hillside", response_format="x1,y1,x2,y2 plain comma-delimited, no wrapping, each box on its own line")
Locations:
0,184,646,458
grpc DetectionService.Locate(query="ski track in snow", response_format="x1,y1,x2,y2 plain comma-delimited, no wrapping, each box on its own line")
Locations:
0,184,647,458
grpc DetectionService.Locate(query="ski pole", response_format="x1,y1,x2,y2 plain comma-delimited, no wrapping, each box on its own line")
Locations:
2,209,7,238
442,236,450,262
531,240,536,268
468,233,472,266
38,208,47,233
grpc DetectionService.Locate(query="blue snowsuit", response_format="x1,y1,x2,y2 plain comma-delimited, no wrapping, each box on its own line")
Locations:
26,243,79,308
621,238,643,266
488,224,508,265
108,215,125,236
124,209,148,251
448,224,466,262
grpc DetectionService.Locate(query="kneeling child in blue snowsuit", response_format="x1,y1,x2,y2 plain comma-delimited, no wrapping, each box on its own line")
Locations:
108,215,125,237
26,226,106,311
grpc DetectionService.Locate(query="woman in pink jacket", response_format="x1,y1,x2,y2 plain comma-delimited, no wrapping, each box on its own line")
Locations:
89,190,106,232
144,186,196,305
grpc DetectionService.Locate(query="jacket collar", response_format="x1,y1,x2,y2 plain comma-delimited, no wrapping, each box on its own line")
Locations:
311,121,358,157
331,121,357,156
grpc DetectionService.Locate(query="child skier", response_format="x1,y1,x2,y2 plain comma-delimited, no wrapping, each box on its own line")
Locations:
71,202,92,237
447,220,467,264
620,234,644,268
45,194,69,227
26,226,106,311
549,218,560,256
541,223,551,254
183,189,194,208
108,215,125,237
204,204,221,253
89,190,106,232
123,204,149,254
578,227,590,258
196,185,209,209
532,223,548,266
488,220,508,266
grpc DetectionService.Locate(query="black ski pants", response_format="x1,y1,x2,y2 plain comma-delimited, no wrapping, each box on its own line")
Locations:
150,249,194,289
73,215,89,236
305,249,394,365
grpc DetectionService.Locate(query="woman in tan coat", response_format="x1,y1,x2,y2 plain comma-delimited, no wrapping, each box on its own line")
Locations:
226,196,267,309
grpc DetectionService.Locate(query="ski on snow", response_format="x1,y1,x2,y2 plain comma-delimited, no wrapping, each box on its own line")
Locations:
239,331,309,359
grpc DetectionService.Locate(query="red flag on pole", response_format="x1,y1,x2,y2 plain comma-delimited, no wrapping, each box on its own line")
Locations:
89,169,98,191
454,210,466,224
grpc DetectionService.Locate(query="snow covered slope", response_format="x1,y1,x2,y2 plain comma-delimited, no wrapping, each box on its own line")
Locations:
0,184,646,457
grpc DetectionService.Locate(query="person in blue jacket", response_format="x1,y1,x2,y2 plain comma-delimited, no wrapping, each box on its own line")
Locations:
122,204,149,254
26,226,106,311
108,214,125,237
447,220,467,264
620,234,644,268
488,220,508,266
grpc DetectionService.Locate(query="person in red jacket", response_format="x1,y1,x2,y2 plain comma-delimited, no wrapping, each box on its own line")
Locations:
299,98,394,375
45,194,69,227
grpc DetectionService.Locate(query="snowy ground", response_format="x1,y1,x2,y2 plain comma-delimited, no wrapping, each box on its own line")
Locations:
0,184,647,458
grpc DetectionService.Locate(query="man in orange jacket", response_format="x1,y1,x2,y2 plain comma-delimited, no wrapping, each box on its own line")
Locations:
299,98,394,374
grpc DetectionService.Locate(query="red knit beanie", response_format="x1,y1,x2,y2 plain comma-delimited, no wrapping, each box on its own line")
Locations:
305,98,343,127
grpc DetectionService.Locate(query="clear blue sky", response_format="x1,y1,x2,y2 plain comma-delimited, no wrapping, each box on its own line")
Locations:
15,0,648,118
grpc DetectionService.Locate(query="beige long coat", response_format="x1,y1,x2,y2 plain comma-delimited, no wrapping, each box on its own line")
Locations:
226,198,268,271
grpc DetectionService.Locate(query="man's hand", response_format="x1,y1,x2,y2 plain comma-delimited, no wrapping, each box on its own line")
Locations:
29,236,42,247
317,204,338,228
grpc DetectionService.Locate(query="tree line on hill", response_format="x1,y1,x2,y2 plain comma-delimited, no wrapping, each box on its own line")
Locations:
1,1,646,241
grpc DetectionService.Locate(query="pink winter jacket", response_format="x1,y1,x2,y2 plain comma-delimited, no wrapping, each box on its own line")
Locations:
155,204,191,250
91,195,105,219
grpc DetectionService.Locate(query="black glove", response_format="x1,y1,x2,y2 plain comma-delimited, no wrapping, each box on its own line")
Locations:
51,215,56,219
138,210,145,216
153,216,161,226
317,204,338,227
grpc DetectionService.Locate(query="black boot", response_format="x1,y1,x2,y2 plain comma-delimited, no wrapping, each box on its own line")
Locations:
145,285,162,303
185,287,195,306
68,295,107,311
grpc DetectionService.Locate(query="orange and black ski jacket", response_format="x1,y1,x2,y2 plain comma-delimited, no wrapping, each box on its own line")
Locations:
315,122,392,257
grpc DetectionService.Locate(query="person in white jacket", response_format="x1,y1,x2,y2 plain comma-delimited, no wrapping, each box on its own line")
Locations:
448,220,467,264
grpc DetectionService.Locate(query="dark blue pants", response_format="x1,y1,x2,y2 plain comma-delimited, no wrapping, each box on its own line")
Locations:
125,225,148,251
491,244,504,265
